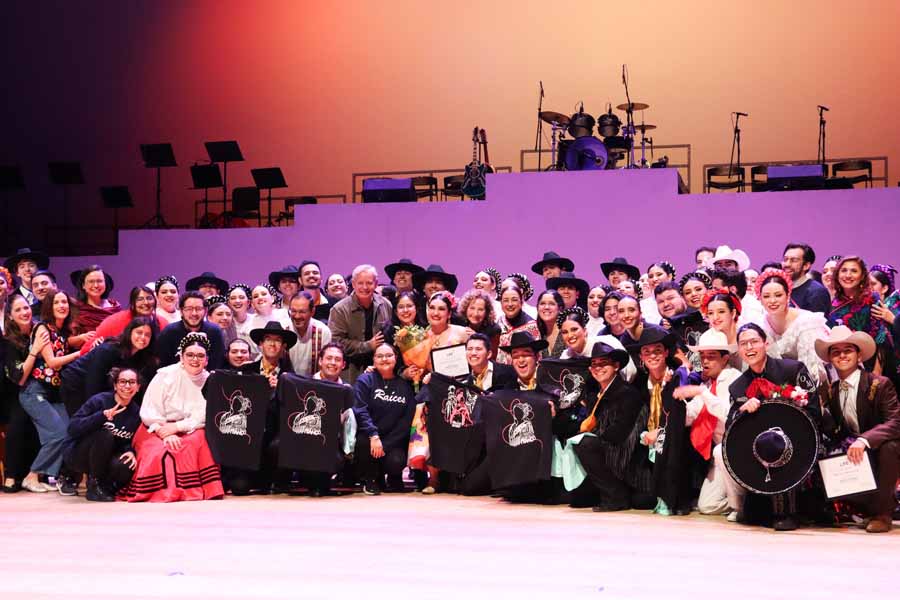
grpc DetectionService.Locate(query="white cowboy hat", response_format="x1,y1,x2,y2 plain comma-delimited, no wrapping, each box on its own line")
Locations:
688,329,738,354
707,245,751,271
814,325,876,363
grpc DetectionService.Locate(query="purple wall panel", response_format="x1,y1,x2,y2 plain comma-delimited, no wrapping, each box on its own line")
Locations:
46,169,900,301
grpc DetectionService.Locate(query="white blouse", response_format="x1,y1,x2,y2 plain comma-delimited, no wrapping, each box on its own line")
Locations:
762,309,829,386
140,363,210,434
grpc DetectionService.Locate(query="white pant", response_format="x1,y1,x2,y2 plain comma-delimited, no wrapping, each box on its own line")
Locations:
712,443,746,512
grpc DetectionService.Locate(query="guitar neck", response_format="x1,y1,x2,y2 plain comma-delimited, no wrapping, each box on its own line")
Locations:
480,129,491,165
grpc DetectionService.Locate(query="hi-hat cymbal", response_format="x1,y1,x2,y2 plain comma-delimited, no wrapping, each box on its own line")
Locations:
634,124,657,132
540,111,570,126
617,102,649,111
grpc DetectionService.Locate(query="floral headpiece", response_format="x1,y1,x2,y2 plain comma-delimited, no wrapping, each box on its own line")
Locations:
155,274,179,292
429,290,458,311
870,264,897,289
754,268,793,300
556,306,588,328
678,271,712,293
700,288,743,317
0,266,12,290
505,272,534,301
177,332,211,355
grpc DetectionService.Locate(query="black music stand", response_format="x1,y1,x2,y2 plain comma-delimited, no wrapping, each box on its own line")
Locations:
232,186,261,227
205,141,243,213
139,143,176,228
48,161,85,254
100,185,133,238
250,167,287,226
190,163,224,228
0,166,25,252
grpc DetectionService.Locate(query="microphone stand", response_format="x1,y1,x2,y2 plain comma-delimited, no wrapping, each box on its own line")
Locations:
534,82,544,171
621,65,637,169
817,106,827,166
728,113,744,178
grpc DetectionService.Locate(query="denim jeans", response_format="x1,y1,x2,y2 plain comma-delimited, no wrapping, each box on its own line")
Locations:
18,379,69,477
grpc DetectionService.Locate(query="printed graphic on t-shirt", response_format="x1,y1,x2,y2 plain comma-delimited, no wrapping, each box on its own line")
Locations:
215,389,253,443
288,390,327,443
442,384,478,429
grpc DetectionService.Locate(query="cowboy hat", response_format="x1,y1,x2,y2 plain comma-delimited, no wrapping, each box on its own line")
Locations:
249,320,298,349
69,267,115,298
814,325,876,363
384,258,424,280
600,257,640,281
722,401,819,495
268,265,300,289
498,330,549,354
708,245,751,272
186,271,230,294
590,341,630,367
630,324,676,350
688,329,738,354
546,272,590,301
412,264,459,294
531,251,575,276
4,247,49,272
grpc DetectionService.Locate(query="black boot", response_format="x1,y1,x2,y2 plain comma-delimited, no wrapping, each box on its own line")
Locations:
86,478,114,502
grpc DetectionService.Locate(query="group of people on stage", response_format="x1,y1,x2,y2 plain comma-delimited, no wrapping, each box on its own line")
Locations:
0,243,897,533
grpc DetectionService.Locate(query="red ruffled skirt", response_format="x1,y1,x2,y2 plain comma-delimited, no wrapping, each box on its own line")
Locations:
124,426,224,502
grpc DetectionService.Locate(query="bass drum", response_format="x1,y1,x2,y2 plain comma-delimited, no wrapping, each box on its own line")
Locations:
564,137,608,171
567,111,596,139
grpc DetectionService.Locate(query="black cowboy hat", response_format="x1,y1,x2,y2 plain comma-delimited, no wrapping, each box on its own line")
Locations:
590,341,629,367
498,330,549,354
385,258,425,280
69,267,115,298
268,265,300,289
600,257,641,281
546,272,590,301
186,271,229,294
722,400,819,495
412,264,459,294
630,324,677,350
4,247,49,272
249,320,298,349
531,251,575,276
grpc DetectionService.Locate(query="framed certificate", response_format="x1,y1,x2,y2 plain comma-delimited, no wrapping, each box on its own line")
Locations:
817,452,878,500
430,343,469,378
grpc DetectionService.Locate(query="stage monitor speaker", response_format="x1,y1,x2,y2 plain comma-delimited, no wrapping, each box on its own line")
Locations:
361,178,415,203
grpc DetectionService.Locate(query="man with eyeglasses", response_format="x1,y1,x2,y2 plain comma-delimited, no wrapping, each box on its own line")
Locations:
286,292,331,376
157,291,225,369
781,243,831,314
815,326,900,533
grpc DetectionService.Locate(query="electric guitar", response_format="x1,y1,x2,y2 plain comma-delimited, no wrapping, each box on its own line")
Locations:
462,127,487,198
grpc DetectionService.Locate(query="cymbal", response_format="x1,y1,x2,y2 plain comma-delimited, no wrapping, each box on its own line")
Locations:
540,111,570,126
617,102,649,112
634,124,657,132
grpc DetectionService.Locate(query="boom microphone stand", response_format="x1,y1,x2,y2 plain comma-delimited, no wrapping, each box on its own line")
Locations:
817,104,829,168
728,112,747,178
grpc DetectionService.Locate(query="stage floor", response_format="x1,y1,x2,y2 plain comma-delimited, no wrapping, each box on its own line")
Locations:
1,492,895,599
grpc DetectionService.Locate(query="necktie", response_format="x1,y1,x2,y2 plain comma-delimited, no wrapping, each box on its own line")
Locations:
648,382,662,431
839,380,859,434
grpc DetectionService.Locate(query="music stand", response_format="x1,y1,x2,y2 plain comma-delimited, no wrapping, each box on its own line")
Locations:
205,141,243,213
48,161,85,254
0,166,25,251
139,143,176,228
100,185,133,237
190,163,223,228
250,167,287,226
232,186,261,227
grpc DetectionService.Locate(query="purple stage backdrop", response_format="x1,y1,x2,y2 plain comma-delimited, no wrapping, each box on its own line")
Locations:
42,169,899,300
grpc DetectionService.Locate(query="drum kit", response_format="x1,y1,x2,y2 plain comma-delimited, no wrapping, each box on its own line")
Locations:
539,101,657,171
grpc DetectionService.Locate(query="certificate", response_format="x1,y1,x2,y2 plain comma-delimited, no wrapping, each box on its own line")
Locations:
817,452,877,499
430,343,469,379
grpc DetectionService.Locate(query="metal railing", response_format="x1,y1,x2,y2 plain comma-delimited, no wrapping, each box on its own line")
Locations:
701,156,889,192
351,167,513,203
519,143,692,192
192,193,347,228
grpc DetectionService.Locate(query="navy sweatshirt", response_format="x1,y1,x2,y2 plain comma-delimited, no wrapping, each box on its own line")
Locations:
65,391,141,455
352,371,417,451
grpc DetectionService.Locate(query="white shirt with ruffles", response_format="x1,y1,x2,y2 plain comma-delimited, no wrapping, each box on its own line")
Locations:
140,363,210,434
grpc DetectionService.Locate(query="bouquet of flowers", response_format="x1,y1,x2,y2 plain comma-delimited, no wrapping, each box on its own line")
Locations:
745,378,809,407
394,324,432,389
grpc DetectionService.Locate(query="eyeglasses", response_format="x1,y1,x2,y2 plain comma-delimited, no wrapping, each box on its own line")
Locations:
116,379,138,386
738,339,764,349
184,352,206,360
374,354,395,360
183,306,205,313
